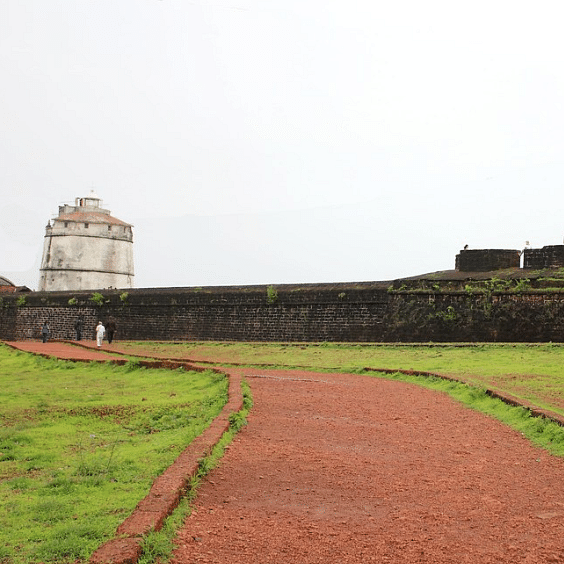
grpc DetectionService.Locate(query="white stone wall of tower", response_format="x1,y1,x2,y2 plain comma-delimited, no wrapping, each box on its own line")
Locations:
38,196,134,292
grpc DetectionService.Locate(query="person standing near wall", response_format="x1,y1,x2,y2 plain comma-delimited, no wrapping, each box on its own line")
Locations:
96,321,105,347
74,317,83,341
41,322,50,343
106,317,117,344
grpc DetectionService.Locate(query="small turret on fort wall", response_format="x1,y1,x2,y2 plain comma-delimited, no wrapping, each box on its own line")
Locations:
38,191,134,291
455,248,521,272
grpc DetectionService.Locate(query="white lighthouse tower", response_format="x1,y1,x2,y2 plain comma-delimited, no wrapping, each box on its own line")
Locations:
38,191,134,291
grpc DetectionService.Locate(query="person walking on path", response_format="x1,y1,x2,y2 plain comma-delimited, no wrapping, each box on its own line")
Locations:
74,317,83,341
106,317,117,344
41,322,50,343
95,321,105,347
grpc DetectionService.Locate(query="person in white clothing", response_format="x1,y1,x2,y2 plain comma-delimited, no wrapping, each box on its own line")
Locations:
96,321,105,347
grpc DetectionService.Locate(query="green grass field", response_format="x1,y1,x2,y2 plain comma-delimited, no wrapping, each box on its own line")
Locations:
0,344,228,564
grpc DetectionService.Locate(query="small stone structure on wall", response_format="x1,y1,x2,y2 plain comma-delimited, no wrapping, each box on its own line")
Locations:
523,245,564,270
455,249,521,272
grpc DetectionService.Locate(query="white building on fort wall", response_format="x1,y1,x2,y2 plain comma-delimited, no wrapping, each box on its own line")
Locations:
38,191,134,291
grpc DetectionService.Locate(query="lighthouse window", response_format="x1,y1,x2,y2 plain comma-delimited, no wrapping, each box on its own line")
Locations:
84,223,89,228
108,225,112,231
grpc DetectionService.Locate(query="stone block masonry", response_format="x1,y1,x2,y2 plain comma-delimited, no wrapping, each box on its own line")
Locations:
3,281,564,343
0,284,389,343
523,245,564,270
455,249,521,272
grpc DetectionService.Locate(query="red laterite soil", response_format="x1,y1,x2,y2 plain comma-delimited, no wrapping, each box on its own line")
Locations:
172,368,564,564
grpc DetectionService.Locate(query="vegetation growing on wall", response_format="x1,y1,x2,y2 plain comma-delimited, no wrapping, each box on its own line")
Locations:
266,285,278,305
89,292,106,307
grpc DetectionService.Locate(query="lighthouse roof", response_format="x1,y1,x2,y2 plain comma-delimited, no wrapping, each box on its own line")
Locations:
56,210,132,227
55,192,133,227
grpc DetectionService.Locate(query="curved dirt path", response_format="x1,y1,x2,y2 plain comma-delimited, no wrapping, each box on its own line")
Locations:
172,368,564,564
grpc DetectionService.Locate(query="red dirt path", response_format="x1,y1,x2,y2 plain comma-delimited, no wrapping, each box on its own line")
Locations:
172,368,564,564
5,339,125,362
6,341,564,562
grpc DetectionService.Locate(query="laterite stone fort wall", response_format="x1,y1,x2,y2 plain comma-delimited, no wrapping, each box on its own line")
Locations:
3,283,564,343
0,284,390,343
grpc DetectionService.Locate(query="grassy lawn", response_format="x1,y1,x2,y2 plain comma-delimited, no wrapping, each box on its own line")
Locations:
0,344,227,564
114,341,564,415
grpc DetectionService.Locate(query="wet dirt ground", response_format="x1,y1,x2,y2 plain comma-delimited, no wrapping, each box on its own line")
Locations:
172,368,564,564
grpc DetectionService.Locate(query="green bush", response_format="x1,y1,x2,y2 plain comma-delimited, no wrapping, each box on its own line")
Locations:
89,292,106,307
266,285,278,304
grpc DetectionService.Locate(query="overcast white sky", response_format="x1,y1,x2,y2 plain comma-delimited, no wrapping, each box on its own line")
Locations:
2,1,564,290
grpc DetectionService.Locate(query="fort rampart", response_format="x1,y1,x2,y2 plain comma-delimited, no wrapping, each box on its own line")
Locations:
3,279,564,343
